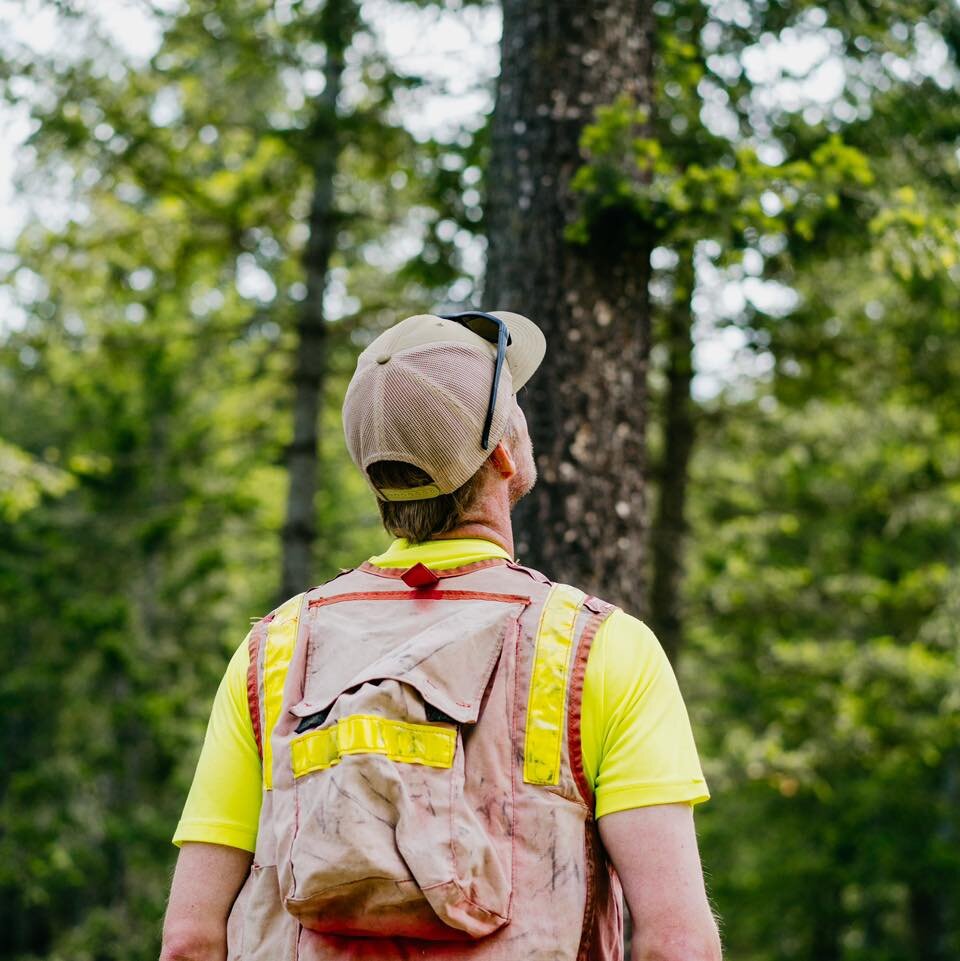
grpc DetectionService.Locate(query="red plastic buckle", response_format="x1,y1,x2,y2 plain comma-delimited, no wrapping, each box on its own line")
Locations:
401,563,440,589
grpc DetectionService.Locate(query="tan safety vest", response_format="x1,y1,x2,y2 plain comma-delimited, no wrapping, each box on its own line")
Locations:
227,557,623,960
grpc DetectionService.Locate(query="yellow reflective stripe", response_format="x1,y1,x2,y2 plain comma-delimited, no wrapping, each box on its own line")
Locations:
524,584,586,785
262,592,306,790
291,715,456,778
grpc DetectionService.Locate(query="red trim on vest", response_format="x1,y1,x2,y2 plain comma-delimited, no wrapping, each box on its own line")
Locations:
567,598,619,960
567,599,618,810
247,614,273,761
309,589,532,607
577,824,600,961
506,560,552,584
358,557,509,579
580,818,624,961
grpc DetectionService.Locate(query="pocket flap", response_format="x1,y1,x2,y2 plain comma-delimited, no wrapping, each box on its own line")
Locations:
292,597,526,724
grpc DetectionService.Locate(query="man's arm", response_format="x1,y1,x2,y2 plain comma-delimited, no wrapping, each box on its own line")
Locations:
599,804,721,961
160,842,252,961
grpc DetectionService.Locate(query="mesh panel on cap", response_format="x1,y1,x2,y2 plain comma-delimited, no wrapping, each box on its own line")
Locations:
343,342,513,495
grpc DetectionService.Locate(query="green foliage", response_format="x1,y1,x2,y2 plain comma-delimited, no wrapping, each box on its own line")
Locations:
568,95,875,253
0,441,75,520
869,186,960,282
688,393,960,960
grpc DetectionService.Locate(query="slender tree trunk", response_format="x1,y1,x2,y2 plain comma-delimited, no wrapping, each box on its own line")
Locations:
484,0,657,611
909,880,945,961
279,1,354,601
649,248,696,663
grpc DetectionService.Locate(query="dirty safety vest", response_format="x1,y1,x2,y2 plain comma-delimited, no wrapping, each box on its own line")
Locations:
227,558,624,961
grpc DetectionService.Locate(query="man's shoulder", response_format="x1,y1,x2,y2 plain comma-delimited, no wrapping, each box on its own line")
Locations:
250,589,309,632
588,608,668,679
514,565,622,621
265,568,363,622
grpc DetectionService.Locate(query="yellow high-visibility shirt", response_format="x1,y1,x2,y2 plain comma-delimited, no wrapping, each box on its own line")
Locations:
174,538,709,852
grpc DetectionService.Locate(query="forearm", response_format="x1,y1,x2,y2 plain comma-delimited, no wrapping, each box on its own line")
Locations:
161,842,251,961
632,918,723,961
599,806,722,961
159,928,226,961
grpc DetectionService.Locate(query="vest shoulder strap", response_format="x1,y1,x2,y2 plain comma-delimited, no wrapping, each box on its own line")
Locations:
246,614,273,759
245,592,308,777
245,570,358,763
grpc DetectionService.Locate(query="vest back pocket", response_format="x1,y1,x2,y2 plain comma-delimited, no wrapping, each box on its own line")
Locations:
273,596,525,940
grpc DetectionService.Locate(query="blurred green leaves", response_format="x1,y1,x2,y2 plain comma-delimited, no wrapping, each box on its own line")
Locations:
568,94,876,252
0,441,75,520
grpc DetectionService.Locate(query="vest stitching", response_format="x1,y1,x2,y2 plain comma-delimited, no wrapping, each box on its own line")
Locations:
247,615,273,760
293,773,302,917
567,602,618,810
577,829,600,961
506,560,552,584
570,600,617,961
308,589,532,607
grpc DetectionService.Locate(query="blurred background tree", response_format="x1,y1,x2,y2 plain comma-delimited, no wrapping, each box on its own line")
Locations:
484,0,656,608
1,1,958,959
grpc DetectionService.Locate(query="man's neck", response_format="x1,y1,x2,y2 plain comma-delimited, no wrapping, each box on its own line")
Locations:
430,521,514,559
428,467,516,559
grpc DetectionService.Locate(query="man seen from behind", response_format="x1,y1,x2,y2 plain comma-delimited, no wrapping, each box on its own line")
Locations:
160,310,722,961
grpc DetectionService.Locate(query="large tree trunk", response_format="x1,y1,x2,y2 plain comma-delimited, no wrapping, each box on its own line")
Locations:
279,2,354,601
484,0,657,611
649,247,696,664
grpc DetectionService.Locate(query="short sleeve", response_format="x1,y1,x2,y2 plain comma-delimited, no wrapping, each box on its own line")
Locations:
580,609,710,819
172,637,263,852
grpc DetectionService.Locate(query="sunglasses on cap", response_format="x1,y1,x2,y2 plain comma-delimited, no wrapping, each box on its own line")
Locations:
440,310,512,451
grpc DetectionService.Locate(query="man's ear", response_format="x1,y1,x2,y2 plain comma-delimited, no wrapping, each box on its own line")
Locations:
489,441,517,479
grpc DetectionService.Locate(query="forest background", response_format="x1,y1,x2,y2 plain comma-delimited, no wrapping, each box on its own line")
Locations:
1,1,959,960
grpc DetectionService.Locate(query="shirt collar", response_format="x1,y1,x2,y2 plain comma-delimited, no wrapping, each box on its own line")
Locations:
368,537,512,571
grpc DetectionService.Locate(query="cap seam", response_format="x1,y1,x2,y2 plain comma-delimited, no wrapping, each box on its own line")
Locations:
389,338,498,364
374,366,385,457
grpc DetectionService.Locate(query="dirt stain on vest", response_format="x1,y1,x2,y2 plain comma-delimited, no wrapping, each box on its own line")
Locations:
330,778,395,828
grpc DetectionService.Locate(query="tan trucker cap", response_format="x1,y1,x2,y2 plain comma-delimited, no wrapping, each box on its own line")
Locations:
342,311,546,501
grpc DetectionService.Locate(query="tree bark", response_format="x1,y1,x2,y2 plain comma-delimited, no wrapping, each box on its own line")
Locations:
279,1,354,601
484,0,657,611
649,247,696,664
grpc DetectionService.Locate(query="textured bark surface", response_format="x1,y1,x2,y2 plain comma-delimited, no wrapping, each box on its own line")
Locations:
280,4,352,601
484,0,656,612
649,250,696,664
